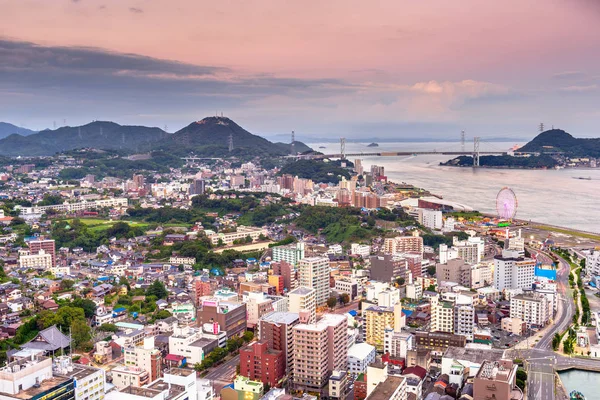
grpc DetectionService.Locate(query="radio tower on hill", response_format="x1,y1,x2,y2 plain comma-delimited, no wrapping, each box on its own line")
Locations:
291,131,295,155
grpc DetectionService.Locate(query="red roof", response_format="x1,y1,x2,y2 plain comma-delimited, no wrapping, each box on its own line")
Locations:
165,354,186,361
402,366,427,380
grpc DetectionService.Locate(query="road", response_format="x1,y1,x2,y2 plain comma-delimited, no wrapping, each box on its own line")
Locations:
204,354,240,393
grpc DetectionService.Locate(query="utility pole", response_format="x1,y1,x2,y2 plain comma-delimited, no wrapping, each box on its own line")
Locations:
539,123,545,132
291,130,295,155
473,137,480,167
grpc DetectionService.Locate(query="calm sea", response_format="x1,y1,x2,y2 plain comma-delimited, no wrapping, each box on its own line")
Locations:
308,141,600,234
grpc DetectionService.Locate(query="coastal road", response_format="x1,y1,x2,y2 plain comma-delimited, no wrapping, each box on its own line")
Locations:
204,354,240,393
527,356,555,400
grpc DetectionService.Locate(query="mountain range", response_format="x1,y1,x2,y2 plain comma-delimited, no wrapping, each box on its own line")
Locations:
0,122,37,139
518,129,600,158
0,117,311,157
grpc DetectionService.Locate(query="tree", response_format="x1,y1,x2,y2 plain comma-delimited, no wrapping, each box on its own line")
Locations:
395,277,406,286
71,319,91,348
60,279,75,290
327,296,338,309
516,369,527,382
426,284,436,292
340,293,350,305
426,266,436,277
98,323,118,333
242,331,254,343
72,298,97,319
146,280,168,299
155,310,172,320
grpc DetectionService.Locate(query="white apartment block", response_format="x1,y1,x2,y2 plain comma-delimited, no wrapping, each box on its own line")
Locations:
454,297,475,341
19,249,52,269
418,209,442,230
168,326,204,365
384,329,413,359
208,226,266,246
272,242,305,265
169,256,196,266
470,263,493,289
510,293,550,328
347,343,377,374
452,236,485,264
430,296,455,334
587,250,600,276
20,197,128,215
298,257,330,306
350,243,371,258
494,249,535,291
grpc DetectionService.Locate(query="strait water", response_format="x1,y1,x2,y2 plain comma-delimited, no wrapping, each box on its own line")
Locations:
308,141,600,233
558,369,600,400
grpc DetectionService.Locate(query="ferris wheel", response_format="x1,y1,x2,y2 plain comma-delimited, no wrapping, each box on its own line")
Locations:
496,187,518,220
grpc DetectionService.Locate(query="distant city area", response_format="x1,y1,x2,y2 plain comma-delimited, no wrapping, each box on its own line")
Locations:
0,121,599,400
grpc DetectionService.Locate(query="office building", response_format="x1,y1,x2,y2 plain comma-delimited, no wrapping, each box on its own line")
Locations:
189,179,206,195
53,358,105,400
240,340,285,387
351,243,371,258
494,249,536,291
132,174,145,189
272,242,305,266
297,257,330,306
292,314,347,393
28,239,56,268
473,360,520,400
435,258,471,287
196,298,247,338
430,296,454,334
384,330,413,359
271,261,297,292
414,331,466,353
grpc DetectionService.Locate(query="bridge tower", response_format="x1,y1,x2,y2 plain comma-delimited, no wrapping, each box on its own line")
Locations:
461,130,465,152
473,137,480,167
291,131,295,155
340,137,346,159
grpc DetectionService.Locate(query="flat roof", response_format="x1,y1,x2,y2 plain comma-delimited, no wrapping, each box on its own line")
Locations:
368,376,406,400
289,287,314,295
443,346,504,365
261,311,300,325
10,376,71,399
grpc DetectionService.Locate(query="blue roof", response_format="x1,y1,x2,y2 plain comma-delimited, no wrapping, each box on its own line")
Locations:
402,309,413,317
590,281,597,288
113,307,127,313
347,310,358,317
98,276,110,281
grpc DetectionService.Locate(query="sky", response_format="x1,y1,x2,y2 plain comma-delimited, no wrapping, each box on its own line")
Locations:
1,0,600,140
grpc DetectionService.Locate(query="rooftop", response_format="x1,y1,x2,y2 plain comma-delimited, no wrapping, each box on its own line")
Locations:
289,287,315,296
260,311,300,325
368,376,406,400
10,376,71,400
443,346,504,365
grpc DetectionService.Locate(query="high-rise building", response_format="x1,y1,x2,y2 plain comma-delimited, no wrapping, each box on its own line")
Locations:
240,340,285,387
272,242,305,266
417,209,442,230
133,174,145,189
29,239,56,267
506,229,525,257
245,292,275,329
189,179,206,195
370,254,408,283
354,159,363,175
297,257,330,306
278,174,294,190
288,287,317,324
452,236,485,264
370,165,384,179
453,296,475,341
364,304,405,350
494,249,535,291
271,260,297,292
430,296,454,334
258,312,300,375
435,258,472,287
292,314,347,393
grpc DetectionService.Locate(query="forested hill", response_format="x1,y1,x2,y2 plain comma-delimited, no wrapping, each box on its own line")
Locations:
518,129,600,157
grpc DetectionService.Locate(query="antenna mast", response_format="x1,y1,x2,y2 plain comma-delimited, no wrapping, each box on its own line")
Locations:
291,130,295,155
539,123,545,132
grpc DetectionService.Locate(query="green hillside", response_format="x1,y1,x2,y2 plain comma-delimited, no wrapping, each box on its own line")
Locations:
518,129,600,157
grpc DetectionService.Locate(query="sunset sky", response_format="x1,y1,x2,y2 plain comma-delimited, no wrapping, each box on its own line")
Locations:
1,0,600,139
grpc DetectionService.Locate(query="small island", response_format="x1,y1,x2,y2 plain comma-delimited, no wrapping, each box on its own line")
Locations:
367,142,379,147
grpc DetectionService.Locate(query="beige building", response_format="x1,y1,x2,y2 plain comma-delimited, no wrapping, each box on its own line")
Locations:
288,287,317,324
208,226,266,246
501,317,526,336
383,234,424,255
510,293,550,328
435,258,471,287
364,305,405,350
19,249,52,269
430,296,454,334
298,257,330,306
292,314,347,393
111,365,150,389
